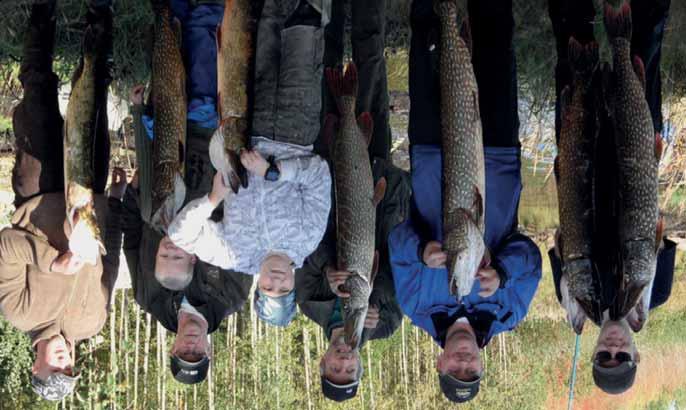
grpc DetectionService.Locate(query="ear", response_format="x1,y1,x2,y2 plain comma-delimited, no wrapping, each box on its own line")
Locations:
634,351,641,363
435,352,445,373
190,255,197,265
31,358,39,375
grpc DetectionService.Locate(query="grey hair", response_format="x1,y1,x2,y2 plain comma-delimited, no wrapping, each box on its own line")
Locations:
319,354,363,381
155,267,194,291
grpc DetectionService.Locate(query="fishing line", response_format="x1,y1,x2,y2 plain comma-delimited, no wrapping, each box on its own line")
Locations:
567,333,581,410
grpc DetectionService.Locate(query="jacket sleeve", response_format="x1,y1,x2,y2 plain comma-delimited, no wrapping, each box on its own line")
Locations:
121,185,143,289
101,198,123,300
279,155,332,262
388,219,425,318
366,269,403,341
0,229,60,322
132,104,153,223
492,233,542,330
167,195,238,270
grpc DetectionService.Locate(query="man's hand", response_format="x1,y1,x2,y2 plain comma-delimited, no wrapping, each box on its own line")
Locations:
364,305,380,329
423,241,447,268
240,150,270,177
50,251,85,275
109,167,128,200
325,266,351,298
208,172,230,207
476,267,500,298
130,84,145,106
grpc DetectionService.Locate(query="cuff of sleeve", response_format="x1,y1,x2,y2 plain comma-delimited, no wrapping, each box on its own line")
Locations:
277,159,298,181
417,240,427,266
199,194,219,215
492,259,508,288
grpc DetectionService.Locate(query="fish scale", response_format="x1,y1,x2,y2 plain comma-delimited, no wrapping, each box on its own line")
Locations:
64,26,105,258
556,39,598,314
325,64,376,349
151,0,186,215
436,0,485,299
215,0,252,193
604,1,659,317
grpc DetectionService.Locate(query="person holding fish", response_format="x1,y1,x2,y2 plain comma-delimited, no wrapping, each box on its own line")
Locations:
167,0,332,327
123,0,253,385
0,1,125,401
294,0,409,402
547,0,677,395
388,0,542,403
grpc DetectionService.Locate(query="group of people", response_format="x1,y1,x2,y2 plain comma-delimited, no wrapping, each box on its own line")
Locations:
0,0,677,404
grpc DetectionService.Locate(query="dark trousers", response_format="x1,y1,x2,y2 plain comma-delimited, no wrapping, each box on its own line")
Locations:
322,0,391,160
12,4,112,208
408,0,520,148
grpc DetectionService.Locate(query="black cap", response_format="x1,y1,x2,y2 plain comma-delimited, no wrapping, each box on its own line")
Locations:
321,376,359,402
170,355,210,384
593,361,637,394
439,373,481,403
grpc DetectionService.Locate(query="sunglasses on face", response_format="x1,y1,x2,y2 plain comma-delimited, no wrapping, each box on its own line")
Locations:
595,351,633,365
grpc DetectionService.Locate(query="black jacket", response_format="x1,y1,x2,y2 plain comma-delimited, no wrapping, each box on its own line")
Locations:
295,158,411,346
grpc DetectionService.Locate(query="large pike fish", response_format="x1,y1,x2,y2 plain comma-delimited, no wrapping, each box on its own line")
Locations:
603,2,662,318
210,0,253,193
435,0,485,301
64,26,105,265
150,0,186,226
555,38,599,333
324,63,385,350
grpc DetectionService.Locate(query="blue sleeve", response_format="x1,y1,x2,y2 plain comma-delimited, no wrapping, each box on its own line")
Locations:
388,220,424,318
493,233,542,330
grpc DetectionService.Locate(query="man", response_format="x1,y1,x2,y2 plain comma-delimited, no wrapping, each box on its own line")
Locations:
547,0,676,394
388,0,542,403
0,1,124,401
292,0,408,402
168,0,332,326
122,0,253,385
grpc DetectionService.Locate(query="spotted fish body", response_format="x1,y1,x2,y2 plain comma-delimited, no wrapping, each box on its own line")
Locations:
604,2,660,317
215,0,253,193
435,0,485,300
325,63,376,350
64,26,105,262
556,39,598,319
150,0,186,216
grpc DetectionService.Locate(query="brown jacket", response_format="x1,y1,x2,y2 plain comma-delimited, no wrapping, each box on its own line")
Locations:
0,193,122,346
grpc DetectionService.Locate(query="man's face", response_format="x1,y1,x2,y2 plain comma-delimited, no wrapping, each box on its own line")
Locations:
436,327,482,382
258,255,295,297
172,313,210,363
155,236,196,280
32,335,73,381
320,334,360,385
593,320,639,367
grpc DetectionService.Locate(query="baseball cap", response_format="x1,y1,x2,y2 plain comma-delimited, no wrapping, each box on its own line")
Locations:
438,372,481,403
31,373,79,401
170,355,210,384
593,360,637,394
321,365,363,402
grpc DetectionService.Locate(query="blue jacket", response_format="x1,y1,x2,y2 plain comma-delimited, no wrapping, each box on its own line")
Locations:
388,145,542,346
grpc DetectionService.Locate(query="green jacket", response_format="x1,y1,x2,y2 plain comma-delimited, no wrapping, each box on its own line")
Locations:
295,157,410,347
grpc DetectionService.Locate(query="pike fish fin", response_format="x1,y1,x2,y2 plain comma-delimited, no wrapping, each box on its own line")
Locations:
357,112,374,146
325,63,358,113
655,132,663,161
632,56,646,91
603,1,632,42
655,215,664,253
568,38,599,78
459,17,472,55
553,155,560,183
472,185,484,222
560,86,572,118
373,177,387,207
601,62,616,117
371,251,379,284
172,17,183,49
226,150,245,194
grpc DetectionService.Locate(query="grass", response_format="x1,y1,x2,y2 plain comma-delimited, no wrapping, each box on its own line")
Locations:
0,116,10,133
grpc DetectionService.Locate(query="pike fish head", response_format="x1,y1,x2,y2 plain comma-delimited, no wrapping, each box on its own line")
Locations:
342,274,372,350
209,125,248,193
446,213,485,301
617,239,656,318
69,206,105,266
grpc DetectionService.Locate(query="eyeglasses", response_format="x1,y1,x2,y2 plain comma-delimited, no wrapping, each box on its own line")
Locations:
594,351,634,366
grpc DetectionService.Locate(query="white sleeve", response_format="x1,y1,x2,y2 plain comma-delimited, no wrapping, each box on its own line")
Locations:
167,195,238,270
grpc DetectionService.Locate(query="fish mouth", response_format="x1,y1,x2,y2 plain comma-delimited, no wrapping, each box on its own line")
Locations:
447,242,485,300
343,306,368,351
